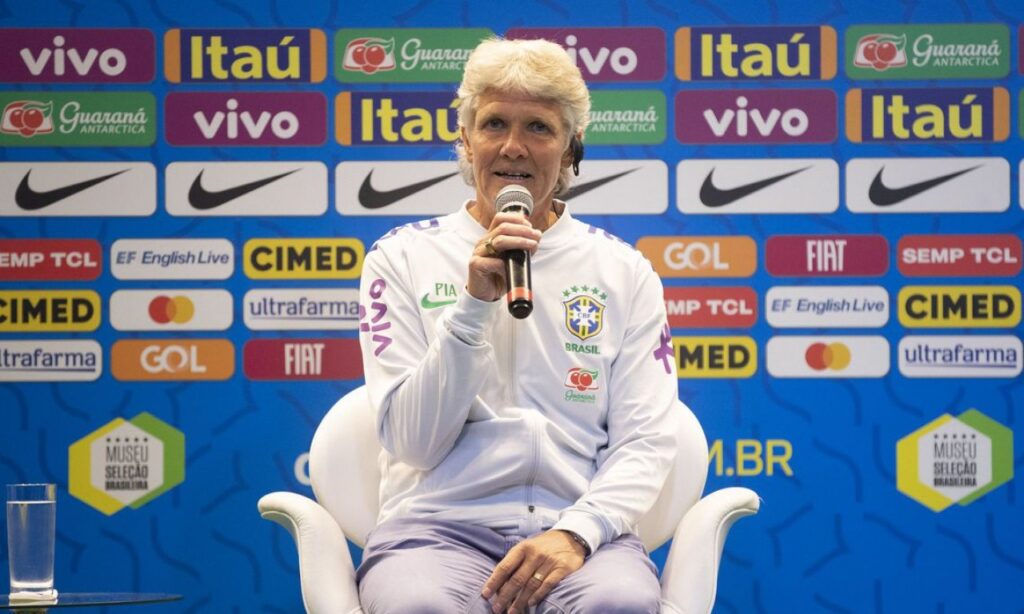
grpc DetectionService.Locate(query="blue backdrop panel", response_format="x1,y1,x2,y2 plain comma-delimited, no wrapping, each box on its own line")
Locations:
0,1,1022,612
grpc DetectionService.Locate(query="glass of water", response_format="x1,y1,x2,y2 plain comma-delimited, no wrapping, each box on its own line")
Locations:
6,483,56,600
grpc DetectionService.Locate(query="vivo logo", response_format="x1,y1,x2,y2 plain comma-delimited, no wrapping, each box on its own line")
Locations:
705,95,808,137
194,98,299,140
563,34,637,76
165,92,326,146
506,28,665,81
21,35,126,77
677,89,835,144
0,29,154,83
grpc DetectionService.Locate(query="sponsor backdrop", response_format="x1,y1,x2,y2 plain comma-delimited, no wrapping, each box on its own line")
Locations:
0,1,1022,612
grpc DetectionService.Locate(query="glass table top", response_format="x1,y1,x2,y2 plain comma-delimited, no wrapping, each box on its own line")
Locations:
1,593,181,609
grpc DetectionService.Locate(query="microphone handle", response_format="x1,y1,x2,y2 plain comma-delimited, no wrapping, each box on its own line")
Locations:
504,248,532,319
500,203,533,319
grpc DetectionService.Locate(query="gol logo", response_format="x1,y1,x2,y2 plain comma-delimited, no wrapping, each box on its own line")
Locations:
636,236,757,278
0,100,53,137
804,341,850,371
148,296,194,325
342,37,396,74
565,368,598,392
853,34,907,71
112,339,234,381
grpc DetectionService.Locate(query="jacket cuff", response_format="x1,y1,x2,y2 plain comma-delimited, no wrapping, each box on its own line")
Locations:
551,511,606,556
443,289,500,346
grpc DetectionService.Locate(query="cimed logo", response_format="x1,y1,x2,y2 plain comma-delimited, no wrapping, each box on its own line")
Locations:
0,100,54,137
853,34,907,71
342,37,396,74
562,285,607,341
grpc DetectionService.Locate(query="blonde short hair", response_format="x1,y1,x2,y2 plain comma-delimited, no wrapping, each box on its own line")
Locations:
455,37,590,196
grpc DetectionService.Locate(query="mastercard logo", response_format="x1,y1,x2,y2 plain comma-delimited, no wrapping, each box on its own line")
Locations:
804,342,850,371
148,295,194,325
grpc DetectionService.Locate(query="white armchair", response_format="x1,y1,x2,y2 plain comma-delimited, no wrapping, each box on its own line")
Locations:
258,386,759,614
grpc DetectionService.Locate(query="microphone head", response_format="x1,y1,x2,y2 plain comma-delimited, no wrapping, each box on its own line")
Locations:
495,185,534,215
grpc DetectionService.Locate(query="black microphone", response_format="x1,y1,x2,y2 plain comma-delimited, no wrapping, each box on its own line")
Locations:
495,185,534,319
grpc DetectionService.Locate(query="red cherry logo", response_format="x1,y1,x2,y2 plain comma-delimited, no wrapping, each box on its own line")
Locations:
876,41,897,63
22,108,43,130
365,45,386,67
579,372,593,388
352,44,367,66
861,41,878,63
569,371,581,385
8,107,25,129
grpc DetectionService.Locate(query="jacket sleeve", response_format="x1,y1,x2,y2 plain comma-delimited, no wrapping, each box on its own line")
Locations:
551,257,679,553
358,237,501,470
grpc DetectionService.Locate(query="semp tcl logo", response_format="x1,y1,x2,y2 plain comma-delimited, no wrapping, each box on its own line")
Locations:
637,236,757,278
111,339,234,381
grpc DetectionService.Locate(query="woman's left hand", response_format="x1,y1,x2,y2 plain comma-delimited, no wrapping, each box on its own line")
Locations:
481,530,586,613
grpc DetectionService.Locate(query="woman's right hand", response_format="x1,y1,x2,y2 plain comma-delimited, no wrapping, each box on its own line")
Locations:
466,211,542,302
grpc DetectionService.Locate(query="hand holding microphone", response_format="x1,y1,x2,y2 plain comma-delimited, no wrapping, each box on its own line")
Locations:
494,185,535,319
467,185,538,318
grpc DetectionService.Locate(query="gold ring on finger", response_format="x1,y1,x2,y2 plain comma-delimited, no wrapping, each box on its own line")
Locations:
484,238,498,257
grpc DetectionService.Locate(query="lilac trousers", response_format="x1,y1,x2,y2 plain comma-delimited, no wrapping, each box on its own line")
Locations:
356,518,662,614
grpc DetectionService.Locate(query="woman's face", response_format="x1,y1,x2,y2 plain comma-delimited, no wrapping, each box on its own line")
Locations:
461,90,572,225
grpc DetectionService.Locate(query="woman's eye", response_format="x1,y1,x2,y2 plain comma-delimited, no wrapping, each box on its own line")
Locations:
530,122,550,133
483,118,504,129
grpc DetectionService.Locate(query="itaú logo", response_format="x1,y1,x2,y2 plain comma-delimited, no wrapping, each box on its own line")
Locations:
804,341,850,371
148,295,194,325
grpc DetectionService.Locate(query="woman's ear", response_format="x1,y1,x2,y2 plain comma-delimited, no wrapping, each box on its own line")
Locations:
461,126,472,162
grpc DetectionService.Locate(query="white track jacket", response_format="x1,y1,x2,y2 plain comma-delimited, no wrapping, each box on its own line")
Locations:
358,203,679,553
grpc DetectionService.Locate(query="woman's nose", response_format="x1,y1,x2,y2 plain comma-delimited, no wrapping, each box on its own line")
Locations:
499,129,527,158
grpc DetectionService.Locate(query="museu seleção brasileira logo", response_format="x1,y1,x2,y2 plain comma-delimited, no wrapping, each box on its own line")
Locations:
845,24,1009,79
897,409,1013,512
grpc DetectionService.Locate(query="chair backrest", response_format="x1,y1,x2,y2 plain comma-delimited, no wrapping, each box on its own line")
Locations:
309,386,709,551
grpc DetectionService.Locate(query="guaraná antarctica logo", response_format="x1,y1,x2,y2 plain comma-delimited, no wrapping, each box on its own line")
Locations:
897,409,1013,512
69,413,184,515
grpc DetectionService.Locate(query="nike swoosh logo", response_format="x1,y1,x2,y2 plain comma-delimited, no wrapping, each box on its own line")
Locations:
699,167,809,207
188,168,300,210
15,169,130,210
563,169,638,200
359,170,460,209
421,294,456,310
868,166,979,206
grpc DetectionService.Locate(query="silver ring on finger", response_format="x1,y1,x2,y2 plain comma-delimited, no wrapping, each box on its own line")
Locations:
532,571,545,582
483,237,498,257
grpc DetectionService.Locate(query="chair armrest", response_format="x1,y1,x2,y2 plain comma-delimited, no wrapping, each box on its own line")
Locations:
660,487,760,614
258,492,363,614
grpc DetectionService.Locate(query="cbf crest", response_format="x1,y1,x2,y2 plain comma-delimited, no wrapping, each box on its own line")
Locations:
562,285,607,341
